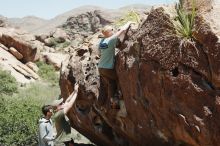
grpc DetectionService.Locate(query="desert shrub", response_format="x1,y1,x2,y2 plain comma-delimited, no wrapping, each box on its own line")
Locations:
0,82,60,146
49,37,70,49
61,41,71,48
0,69,18,96
36,61,59,84
56,40,71,49
48,37,59,47
114,10,140,27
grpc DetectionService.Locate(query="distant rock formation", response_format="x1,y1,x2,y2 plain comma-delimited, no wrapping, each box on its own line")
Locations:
0,28,41,83
61,10,111,48
0,27,63,83
0,16,8,27
0,46,39,84
62,10,111,34
59,1,220,146
0,19,5,27
0,27,41,62
5,5,150,35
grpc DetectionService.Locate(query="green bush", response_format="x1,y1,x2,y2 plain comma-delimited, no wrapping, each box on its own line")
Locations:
0,69,18,96
114,10,140,27
0,82,60,146
61,41,71,48
49,37,70,49
174,0,196,39
36,61,59,84
0,65,60,145
56,40,71,49
48,37,59,47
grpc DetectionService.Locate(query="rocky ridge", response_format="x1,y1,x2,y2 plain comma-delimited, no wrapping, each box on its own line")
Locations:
5,5,150,35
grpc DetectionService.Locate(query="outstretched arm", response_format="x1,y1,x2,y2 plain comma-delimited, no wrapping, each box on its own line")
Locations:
63,84,79,114
109,21,134,40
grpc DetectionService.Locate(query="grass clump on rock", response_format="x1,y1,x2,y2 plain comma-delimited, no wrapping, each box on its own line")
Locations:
173,0,196,39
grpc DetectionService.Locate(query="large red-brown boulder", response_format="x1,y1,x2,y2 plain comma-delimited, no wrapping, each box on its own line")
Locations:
59,5,220,146
115,7,220,146
0,28,42,62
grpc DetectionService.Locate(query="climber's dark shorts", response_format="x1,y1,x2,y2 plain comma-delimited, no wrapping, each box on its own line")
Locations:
98,68,117,100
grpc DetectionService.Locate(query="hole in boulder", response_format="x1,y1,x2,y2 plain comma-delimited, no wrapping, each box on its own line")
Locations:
25,76,31,79
77,49,88,56
89,48,92,55
85,74,92,81
171,67,179,77
86,67,91,71
91,82,97,85
95,56,99,60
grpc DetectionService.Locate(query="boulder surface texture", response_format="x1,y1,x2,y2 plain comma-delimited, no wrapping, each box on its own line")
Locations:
59,5,220,146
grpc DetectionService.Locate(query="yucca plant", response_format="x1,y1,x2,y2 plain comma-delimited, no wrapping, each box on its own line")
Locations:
174,0,196,39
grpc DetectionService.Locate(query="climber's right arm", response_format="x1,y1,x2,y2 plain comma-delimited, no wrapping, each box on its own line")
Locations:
110,21,134,40
63,83,79,114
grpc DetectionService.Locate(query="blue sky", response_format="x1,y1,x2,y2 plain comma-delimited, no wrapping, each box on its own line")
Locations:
0,0,177,19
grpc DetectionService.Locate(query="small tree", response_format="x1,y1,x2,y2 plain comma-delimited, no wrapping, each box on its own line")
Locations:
36,61,59,85
0,69,18,96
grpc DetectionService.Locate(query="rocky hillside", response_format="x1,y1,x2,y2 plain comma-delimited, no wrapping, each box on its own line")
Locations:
59,1,220,146
5,5,150,35
8,16,47,32
0,26,68,83
0,4,150,85
0,15,7,27
0,27,40,83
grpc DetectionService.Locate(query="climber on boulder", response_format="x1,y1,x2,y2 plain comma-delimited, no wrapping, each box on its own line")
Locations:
50,83,79,146
97,21,134,109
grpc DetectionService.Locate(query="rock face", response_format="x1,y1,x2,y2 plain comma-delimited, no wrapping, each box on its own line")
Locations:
0,27,42,62
41,52,69,70
61,10,111,47
0,27,45,84
0,19,5,27
0,16,7,27
0,47,39,84
183,0,213,13
183,0,220,38
62,10,110,34
60,5,220,146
